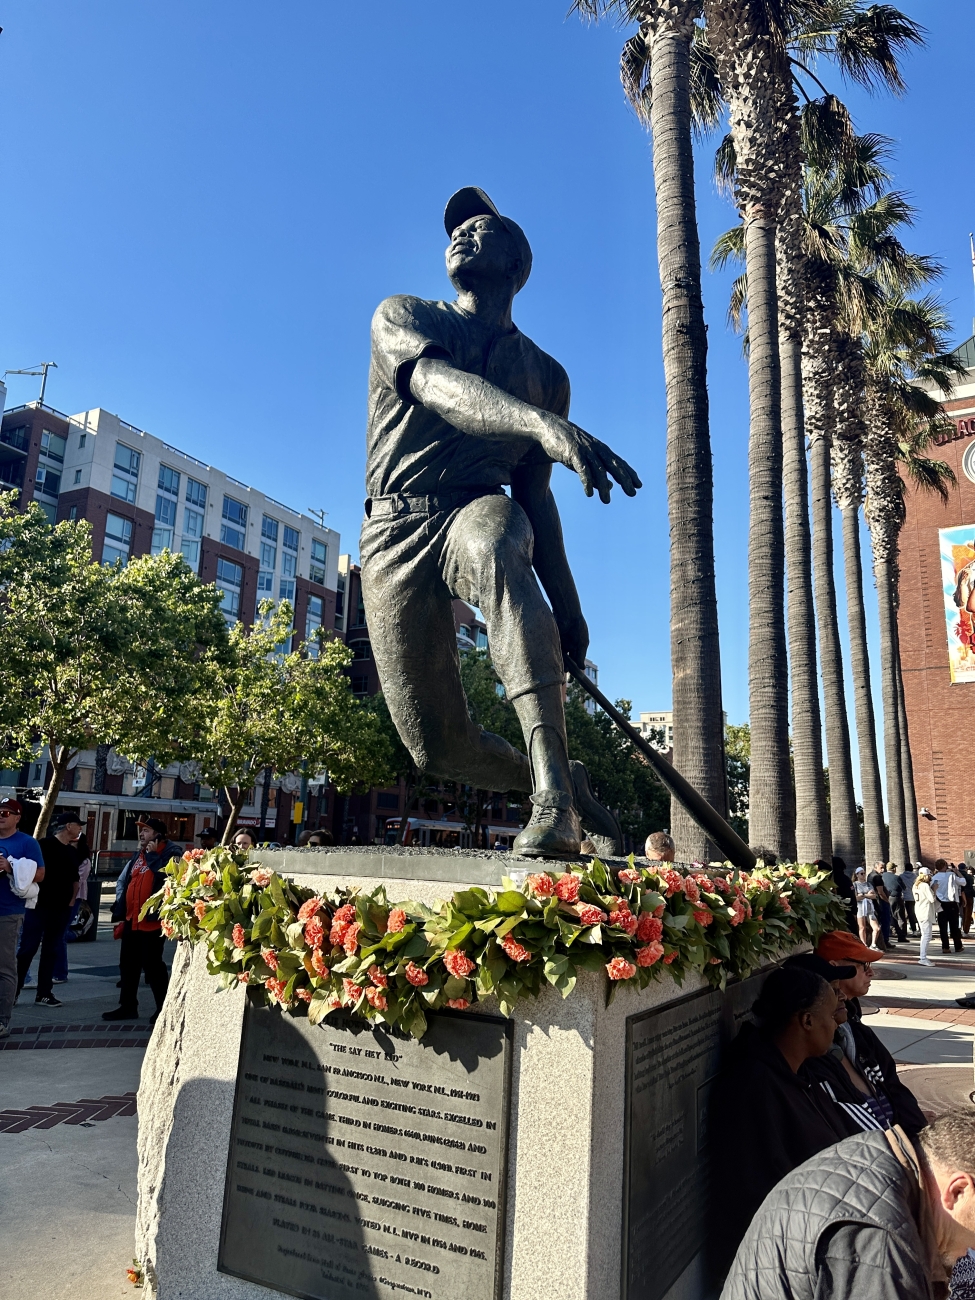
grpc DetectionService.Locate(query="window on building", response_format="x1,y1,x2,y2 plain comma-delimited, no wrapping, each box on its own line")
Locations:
476,627,488,650
186,477,207,509
40,430,67,462
158,464,180,496
349,640,371,661
179,506,204,568
1,425,29,452
310,538,327,585
334,573,346,629
216,557,243,622
73,469,82,485
151,528,172,555
350,675,370,696
260,540,276,570
281,551,296,579
155,495,177,527
34,500,57,524
69,506,78,521
258,570,274,595
111,443,140,503
459,625,472,642
305,595,323,655
221,495,247,549
376,792,399,809
351,587,367,628
103,513,133,566
262,515,279,543
278,578,296,603
283,525,299,553
34,464,61,498
78,432,86,448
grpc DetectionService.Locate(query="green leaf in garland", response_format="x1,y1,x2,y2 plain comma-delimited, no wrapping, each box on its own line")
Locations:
495,891,528,915
444,921,474,950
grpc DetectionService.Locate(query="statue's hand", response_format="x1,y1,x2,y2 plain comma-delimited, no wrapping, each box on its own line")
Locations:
538,415,642,504
558,612,590,671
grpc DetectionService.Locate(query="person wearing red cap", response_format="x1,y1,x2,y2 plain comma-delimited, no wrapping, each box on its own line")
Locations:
0,798,45,1037
815,929,927,1134
359,188,639,859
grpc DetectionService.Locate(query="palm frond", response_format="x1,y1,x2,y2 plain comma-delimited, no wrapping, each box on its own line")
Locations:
832,4,925,94
800,93,856,168
710,224,746,272
729,273,748,334
620,28,652,125
690,23,724,138
713,132,737,195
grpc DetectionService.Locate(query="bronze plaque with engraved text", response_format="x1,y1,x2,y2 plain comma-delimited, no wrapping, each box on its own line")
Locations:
219,997,511,1300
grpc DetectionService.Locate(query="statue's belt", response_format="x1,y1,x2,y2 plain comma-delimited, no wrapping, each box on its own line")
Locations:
364,487,504,520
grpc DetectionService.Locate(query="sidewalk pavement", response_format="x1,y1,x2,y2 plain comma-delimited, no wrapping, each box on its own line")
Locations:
2,918,974,1299
0,902,168,1300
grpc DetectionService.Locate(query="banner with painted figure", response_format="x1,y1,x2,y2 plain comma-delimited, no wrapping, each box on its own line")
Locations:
940,525,975,683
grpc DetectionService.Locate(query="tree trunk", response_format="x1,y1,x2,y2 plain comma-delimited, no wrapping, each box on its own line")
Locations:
839,504,887,865
93,742,110,795
35,742,74,839
894,622,922,864
259,766,272,837
807,434,859,864
743,211,793,857
874,557,910,867
778,229,829,863
221,786,249,846
647,12,727,860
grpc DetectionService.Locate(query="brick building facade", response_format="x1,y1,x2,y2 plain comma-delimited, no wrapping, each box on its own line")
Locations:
898,336,975,866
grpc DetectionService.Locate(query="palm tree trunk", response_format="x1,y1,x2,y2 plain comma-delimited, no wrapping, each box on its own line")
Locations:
808,434,859,864
874,556,910,866
742,212,793,856
894,618,921,864
647,10,727,859
779,228,829,863
839,503,887,864
703,0,795,858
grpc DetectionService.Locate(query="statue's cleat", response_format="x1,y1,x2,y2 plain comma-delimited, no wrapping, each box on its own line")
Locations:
570,760,623,856
512,789,581,859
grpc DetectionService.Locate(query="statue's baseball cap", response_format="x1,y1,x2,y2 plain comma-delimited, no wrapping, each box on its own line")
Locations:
0,798,22,815
815,929,882,965
444,187,532,292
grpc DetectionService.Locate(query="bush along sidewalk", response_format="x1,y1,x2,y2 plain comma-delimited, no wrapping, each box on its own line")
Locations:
147,849,848,1039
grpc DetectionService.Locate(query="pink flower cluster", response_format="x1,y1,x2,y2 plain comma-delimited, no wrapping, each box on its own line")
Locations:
266,978,288,1004
443,950,476,979
636,941,664,967
446,998,469,1010
193,900,207,921
554,874,581,903
500,934,530,963
636,913,663,943
343,977,363,1004
526,873,555,897
617,868,642,884
343,922,362,955
606,956,636,981
261,947,279,971
681,877,701,904
405,962,429,987
387,908,407,933
692,908,713,927
297,897,323,923
368,964,388,988
365,987,388,1011
304,917,326,949
657,869,684,898
251,867,273,887
232,923,247,950
310,950,329,977
578,905,607,926
330,904,356,948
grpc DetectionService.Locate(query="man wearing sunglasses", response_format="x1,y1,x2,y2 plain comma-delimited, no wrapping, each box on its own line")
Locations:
0,798,45,1038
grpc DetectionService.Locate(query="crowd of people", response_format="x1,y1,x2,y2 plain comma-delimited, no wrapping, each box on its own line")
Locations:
710,919,975,1298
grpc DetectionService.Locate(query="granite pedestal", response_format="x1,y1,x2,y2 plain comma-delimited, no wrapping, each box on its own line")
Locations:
135,849,764,1300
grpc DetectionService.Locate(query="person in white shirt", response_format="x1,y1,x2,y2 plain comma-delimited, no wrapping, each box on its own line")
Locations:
913,867,939,966
932,858,965,954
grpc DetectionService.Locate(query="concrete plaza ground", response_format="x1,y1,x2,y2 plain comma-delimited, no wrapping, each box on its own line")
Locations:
2,915,974,1299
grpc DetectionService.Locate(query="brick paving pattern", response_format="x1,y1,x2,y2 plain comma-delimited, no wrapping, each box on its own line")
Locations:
0,1092,137,1133
0,1024,151,1052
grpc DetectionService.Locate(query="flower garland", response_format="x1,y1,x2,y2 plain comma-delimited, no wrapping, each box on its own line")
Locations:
149,850,847,1039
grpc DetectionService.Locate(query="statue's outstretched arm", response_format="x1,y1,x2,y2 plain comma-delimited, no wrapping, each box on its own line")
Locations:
408,356,641,504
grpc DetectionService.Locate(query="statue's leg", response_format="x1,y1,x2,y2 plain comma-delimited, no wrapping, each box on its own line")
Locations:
359,510,530,792
441,495,581,857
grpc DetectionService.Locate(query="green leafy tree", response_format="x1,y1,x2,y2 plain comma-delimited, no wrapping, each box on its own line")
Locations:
0,497,229,837
193,602,392,843
724,722,751,841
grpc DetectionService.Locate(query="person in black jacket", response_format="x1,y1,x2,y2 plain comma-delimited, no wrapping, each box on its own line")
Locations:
710,966,853,1277
721,1115,975,1300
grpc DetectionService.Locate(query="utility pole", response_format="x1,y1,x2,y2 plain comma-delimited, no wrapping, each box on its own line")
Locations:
3,362,58,404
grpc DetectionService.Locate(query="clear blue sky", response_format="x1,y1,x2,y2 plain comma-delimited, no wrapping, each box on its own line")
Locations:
1,2,972,774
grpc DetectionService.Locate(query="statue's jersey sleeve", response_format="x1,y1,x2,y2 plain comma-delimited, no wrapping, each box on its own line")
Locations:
365,294,570,500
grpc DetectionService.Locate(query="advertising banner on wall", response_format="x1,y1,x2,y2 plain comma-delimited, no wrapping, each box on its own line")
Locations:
939,525,975,683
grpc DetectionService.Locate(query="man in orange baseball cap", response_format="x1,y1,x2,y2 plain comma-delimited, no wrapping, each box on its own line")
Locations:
814,929,926,1134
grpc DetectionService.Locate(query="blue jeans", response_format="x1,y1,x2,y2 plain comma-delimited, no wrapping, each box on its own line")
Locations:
53,901,82,981
17,907,71,999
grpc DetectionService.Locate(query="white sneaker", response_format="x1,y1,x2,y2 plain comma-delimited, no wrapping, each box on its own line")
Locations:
919,958,936,967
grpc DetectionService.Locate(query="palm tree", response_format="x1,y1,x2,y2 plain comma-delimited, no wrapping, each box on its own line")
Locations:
572,0,728,860
700,0,797,857
861,295,961,865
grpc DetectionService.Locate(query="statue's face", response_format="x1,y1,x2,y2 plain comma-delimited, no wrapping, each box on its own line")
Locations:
446,214,520,289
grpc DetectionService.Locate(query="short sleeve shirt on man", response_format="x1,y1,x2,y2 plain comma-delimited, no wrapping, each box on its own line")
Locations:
0,830,46,917
37,836,81,911
366,295,571,499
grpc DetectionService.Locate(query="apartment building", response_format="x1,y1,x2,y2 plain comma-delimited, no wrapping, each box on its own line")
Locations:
0,397,341,854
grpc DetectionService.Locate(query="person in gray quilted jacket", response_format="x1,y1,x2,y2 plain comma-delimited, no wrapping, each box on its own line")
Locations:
720,1114,975,1300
